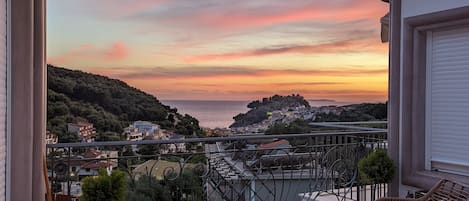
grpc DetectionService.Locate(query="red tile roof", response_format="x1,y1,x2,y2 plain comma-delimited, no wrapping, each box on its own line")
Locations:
81,161,111,169
82,150,101,158
257,139,290,150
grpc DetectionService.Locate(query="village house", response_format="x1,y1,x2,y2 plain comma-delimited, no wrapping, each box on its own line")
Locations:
67,122,97,142
66,150,117,179
132,120,160,136
257,139,291,155
124,121,162,141
167,134,186,153
45,131,58,145
123,126,144,141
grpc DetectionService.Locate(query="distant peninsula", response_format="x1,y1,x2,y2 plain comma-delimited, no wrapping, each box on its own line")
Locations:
230,94,387,134
230,94,310,127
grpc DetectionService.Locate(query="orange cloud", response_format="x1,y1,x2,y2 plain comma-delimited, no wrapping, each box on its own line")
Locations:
48,42,130,65
84,66,388,80
76,65,387,102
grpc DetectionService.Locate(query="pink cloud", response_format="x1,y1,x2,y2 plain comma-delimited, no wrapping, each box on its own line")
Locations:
48,42,130,64
105,42,129,60
184,39,386,63
197,5,383,31
146,0,387,34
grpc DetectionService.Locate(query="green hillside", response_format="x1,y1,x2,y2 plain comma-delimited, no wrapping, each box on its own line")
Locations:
47,65,201,142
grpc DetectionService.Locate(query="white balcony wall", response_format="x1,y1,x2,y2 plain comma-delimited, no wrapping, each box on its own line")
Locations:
397,0,469,197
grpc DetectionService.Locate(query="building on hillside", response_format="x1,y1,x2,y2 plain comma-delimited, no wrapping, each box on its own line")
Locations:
56,182,82,201
132,121,160,136
81,149,119,167
76,161,113,177
67,122,97,142
204,127,232,137
45,131,59,154
123,121,161,140
257,139,291,155
64,150,116,179
45,131,58,145
167,134,186,153
126,130,144,141
124,126,144,141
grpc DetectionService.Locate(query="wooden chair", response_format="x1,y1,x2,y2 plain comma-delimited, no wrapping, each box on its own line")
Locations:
377,179,469,201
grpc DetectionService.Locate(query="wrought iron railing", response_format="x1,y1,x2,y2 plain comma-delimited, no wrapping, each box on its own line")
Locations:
46,122,388,201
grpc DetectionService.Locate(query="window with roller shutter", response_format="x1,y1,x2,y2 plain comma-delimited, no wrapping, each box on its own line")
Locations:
425,26,469,176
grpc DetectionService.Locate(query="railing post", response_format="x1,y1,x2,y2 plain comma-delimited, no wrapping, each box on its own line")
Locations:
67,147,71,201
50,147,55,201
246,180,255,201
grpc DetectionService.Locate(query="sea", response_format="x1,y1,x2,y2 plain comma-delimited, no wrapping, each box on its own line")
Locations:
161,100,351,129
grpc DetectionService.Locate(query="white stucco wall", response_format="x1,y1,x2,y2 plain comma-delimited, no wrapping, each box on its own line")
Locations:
401,0,469,18
398,0,469,197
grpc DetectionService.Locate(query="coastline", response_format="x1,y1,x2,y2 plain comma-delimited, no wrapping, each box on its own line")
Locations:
161,99,356,129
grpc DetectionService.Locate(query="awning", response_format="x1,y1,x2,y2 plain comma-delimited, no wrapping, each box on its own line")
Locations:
380,12,390,43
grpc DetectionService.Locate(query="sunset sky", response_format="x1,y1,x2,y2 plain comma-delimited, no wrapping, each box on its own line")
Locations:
47,0,389,102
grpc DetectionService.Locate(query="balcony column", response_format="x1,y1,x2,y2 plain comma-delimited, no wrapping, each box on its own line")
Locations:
388,0,402,197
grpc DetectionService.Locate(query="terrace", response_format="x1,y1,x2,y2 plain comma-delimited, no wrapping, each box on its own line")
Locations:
5,1,469,200
46,122,389,201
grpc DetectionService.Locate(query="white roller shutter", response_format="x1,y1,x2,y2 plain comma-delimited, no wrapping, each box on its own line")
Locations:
426,26,469,176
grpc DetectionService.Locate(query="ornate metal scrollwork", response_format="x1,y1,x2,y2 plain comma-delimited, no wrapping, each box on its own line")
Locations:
53,161,68,176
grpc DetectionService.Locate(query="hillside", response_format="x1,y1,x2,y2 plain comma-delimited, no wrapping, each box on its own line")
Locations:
47,65,201,141
313,103,387,122
230,94,310,127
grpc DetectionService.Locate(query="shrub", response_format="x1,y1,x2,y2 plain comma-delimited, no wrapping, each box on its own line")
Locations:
81,169,127,201
358,148,395,184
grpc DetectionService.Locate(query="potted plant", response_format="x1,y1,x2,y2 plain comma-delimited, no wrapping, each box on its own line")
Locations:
358,148,395,197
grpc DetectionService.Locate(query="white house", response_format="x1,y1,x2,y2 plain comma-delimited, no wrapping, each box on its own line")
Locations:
167,134,186,153
45,131,58,145
132,121,160,136
75,161,113,178
128,131,144,141
124,121,161,141
385,0,469,197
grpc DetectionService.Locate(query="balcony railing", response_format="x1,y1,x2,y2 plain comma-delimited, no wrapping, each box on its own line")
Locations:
47,121,388,201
